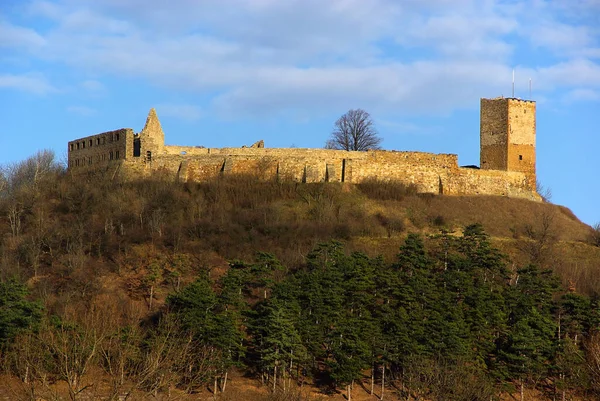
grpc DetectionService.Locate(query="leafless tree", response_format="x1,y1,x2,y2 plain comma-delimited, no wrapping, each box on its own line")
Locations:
326,109,382,151
0,168,7,195
586,332,600,392
536,179,552,203
519,211,557,267
589,222,600,247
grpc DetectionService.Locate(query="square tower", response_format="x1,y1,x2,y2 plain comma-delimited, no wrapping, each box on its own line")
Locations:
480,97,536,183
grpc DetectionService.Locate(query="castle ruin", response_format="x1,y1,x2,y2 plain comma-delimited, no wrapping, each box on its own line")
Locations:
67,98,540,201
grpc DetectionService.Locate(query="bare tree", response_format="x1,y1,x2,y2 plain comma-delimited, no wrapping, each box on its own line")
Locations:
589,222,600,247
536,179,552,203
2,149,62,194
326,109,382,151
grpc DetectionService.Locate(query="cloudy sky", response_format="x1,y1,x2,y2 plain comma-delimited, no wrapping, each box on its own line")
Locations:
1,0,599,225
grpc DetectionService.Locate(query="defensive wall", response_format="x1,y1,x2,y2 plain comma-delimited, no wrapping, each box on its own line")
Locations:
67,99,540,201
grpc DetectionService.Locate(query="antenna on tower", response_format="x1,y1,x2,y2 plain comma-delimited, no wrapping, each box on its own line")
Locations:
529,78,532,99
512,69,515,98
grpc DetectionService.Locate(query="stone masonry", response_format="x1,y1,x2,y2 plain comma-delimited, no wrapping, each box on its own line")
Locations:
67,98,540,201
480,97,536,189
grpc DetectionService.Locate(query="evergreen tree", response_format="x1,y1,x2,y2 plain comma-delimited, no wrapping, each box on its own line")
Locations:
249,300,307,391
0,278,43,345
166,276,245,391
499,265,561,396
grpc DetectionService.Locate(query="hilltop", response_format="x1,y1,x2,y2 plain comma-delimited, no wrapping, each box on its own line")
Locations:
1,159,600,400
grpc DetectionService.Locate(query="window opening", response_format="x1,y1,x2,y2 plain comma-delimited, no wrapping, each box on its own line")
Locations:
115,150,120,159
519,155,523,161
146,151,152,162
133,138,141,157
109,151,113,160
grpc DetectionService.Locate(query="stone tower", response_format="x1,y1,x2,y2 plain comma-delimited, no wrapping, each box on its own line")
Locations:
136,108,165,161
480,97,536,187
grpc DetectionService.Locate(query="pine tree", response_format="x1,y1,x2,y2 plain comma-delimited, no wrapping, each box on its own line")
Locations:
0,278,43,345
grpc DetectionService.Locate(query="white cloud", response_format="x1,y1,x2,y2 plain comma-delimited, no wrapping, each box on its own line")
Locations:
67,105,97,116
155,104,203,121
0,21,45,49
80,79,107,95
0,73,56,94
3,0,600,116
563,88,600,103
537,59,600,89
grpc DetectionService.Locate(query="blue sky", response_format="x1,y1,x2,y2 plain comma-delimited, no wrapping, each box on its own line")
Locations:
1,0,599,225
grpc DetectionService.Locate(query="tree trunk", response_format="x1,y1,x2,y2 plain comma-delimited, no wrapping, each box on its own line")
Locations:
273,365,277,392
347,383,352,401
149,285,154,310
520,380,524,401
223,371,228,393
289,357,293,391
381,363,385,400
213,376,218,399
370,363,374,395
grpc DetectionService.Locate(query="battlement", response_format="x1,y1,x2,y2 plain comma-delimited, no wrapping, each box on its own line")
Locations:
67,100,540,201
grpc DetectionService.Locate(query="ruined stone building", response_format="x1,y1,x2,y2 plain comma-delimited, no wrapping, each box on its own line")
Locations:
67,97,539,201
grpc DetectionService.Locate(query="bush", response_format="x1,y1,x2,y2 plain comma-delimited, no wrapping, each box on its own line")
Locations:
357,178,417,201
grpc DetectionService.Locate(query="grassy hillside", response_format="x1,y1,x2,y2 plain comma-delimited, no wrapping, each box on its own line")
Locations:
1,154,600,400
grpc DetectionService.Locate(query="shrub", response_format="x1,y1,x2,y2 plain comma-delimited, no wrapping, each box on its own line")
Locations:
357,178,417,201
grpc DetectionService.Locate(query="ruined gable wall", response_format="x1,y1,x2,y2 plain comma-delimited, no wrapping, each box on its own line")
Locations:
139,108,165,158
68,128,133,169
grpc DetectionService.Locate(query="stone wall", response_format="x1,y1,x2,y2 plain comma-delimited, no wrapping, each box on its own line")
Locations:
480,98,509,171
480,97,536,191
67,101,540,202
445,168,539,200
506,99,536,183
68,128,134,169
115,146,539,201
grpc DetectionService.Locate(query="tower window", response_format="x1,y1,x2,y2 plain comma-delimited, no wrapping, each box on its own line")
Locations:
519,155,523,160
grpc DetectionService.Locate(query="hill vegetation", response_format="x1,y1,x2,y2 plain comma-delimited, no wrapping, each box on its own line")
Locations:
1,150,600,400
